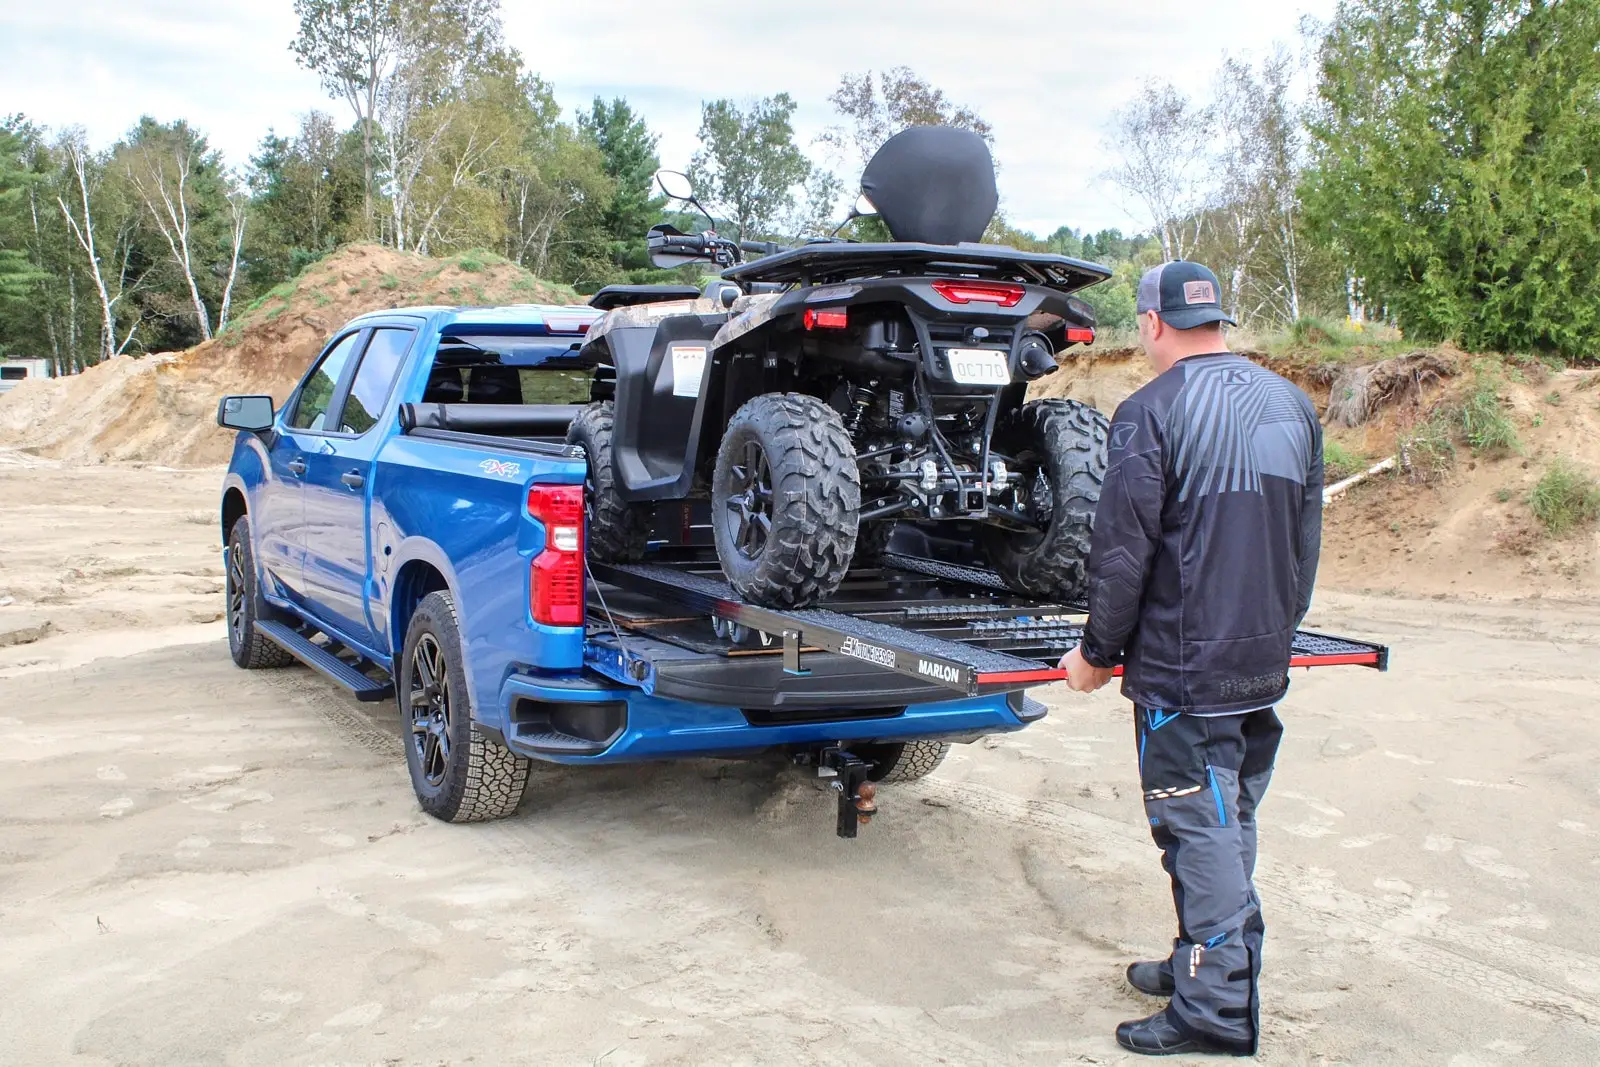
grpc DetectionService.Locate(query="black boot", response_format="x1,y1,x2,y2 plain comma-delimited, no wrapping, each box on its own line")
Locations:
1115,1008,1251,1057
1126,959,1175,997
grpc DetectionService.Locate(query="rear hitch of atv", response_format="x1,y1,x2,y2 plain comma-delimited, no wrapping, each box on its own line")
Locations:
807,745,878,839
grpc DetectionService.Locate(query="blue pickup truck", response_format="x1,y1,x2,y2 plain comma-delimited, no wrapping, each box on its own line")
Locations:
217,301,1388,836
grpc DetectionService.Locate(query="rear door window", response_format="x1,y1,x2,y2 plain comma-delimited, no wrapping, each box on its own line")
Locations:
337,327,415,434
288,331,363,431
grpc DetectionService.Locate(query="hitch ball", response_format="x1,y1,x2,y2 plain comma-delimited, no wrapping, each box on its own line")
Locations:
855,781,878,825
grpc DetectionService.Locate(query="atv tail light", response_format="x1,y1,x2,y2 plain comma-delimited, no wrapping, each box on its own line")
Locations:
931,281,1026,308
803,307,848,330
527,485,585,627
1065,327,1095,345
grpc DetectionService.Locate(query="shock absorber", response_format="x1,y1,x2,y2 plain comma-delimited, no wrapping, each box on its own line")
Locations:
845,383,876,435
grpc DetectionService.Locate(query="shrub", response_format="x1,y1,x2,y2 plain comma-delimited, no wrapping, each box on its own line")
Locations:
379,274,400,290
1457,369,1520,453
455,255,485,273
1529,460,1600,536
1397,414,1456,483
1323,440,1368,481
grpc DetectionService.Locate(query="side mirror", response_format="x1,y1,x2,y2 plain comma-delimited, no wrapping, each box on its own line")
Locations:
217,394,274,433
852,193,878,218
654,169,695,201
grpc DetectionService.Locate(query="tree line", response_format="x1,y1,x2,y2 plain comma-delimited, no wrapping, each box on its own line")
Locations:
0,0,1595,375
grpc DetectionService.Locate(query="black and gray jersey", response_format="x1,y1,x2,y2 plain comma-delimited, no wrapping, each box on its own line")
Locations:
1079,352,1323,715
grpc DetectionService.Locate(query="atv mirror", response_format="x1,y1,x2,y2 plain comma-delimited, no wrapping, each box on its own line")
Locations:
654,169,695,201
852,193,878,218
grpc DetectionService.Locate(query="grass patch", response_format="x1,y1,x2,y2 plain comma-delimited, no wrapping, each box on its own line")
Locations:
1529,459,1600,536
1457,368,1521,454
455,255,485,274
509,277,535,292
312,292,331,308
1496,487,1514,503
379,274,400,291
347,286,361,295
264,304,287,322
1323,440,1369,481
1397,413,1456,483
1544,390,1563,405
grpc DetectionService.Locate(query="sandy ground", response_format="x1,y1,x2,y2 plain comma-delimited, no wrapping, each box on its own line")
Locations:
3,453,1600,1065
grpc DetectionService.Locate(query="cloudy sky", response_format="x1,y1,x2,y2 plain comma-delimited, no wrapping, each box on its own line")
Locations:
1,0,1334,236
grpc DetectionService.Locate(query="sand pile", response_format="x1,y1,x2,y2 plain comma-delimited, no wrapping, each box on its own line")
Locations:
0,245,576,468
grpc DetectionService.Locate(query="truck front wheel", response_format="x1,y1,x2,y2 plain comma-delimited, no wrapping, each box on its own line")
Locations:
225,516,295,670
400,590,530,822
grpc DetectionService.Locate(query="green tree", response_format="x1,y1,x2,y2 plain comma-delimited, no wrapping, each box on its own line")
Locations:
578,97,661,270
1304,0,1600,358
0,123,46,305
689,95,810,242
249,111,365,284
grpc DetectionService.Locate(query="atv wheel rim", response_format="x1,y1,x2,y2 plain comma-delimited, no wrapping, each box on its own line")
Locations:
226,541,247,646
724,441,774,560
409,634,453,789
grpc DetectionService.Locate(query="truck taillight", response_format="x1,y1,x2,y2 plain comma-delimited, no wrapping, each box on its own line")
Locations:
527,485,585,627
931,280,1026,307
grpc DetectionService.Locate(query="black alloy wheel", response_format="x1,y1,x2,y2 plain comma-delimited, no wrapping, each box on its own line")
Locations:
408,633,453,789
723,440,775,561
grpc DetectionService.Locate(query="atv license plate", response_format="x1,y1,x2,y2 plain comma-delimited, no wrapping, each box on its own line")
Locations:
945,348,1011,386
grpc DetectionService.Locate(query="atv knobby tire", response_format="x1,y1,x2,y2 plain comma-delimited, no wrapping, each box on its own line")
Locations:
712,393,860,608
983,398,1109,602
225,516,295,670
860,739,950,783
400,590,531,823
567,401,650,562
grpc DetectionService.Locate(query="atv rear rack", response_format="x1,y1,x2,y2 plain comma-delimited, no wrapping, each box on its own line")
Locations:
585,550,1388,703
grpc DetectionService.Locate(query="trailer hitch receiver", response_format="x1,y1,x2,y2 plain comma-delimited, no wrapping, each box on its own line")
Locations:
813,746,878,839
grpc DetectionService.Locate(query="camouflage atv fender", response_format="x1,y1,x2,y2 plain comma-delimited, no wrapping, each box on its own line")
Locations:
710,293,784,350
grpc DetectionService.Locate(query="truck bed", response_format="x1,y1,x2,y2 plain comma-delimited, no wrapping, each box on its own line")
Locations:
583,547,1387,712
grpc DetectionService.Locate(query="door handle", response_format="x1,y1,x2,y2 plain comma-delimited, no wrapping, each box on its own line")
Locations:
287,458,307,476
341,470,365,489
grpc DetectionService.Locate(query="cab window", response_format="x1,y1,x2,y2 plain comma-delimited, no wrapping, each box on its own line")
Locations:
337,327,414,434
288,331,363,431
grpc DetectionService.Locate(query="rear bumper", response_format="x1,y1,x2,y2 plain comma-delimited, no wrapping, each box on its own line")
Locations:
492,671,1045,764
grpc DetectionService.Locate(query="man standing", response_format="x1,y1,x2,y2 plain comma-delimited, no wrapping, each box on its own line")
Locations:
1059,262,1323,1057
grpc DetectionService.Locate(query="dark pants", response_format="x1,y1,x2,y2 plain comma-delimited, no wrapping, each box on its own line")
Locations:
1135,706,1284,1055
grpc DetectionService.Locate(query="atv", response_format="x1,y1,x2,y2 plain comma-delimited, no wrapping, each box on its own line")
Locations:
569,126,1114,609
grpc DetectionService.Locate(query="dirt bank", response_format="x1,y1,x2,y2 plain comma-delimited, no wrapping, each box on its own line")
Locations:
1032,348,1600,601
1,456,1599,1064
0,245,576,468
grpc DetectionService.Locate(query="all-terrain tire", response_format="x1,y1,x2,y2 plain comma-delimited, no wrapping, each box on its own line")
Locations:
860,740,950,783
567,401,651,562
712,393,860,607
854,520,896,563
225,516,295,670
400,590,530,823
983,398,1109,602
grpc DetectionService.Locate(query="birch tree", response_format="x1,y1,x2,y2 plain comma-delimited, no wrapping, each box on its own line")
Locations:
119,127,214,340
53,133,139,362
1103,82,1214,261
291,0,404,235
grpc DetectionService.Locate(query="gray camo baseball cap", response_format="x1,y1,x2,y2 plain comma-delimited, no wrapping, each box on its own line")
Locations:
1136,261,1237,330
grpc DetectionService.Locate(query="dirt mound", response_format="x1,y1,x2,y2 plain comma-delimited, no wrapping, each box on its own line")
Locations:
1031,347,1599,600
1321,368,1600,600
0,245,577,467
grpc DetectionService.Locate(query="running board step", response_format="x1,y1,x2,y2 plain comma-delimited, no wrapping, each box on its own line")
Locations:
255,620,394,702
589,561,1066,698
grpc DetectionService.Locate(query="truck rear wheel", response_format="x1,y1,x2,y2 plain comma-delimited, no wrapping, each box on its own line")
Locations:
859,740,950,783
712,393,860,608
568,401,650,562
982,398,1109,602
400,590,530,823
225,516,295,670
